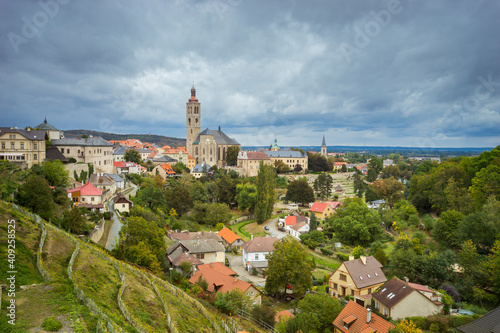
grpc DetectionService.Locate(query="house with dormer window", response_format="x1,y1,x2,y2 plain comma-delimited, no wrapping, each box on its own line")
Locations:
329,255,387,307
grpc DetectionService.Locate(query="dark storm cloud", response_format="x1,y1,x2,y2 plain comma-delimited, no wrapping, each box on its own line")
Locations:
0,0,499,147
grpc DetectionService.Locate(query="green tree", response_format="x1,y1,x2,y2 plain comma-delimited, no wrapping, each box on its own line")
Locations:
370,177,406,209
294,292,342,333
124,149,142,164
351,245,365,259
366,168,378,182
470,164,500,208
340,164,348,173
488,240,500,299
64,206,85,234
225,146,240,166
328,198,382,246
381,165,401,179
255,162,275,224
190,181,210,203
432,210,464,247
458,240,479,298
368,157,383,173
309,212,318,232
353,172,366,198
313,173,333,199
166,182,193,215
43,160,70,187
274,160,291,173
191,202,232,226
172,162,190,174
265,239,313,299
15,175,54,221
88,163,94,176
136,184,166,210
285,179,315,206
215,289,252,315
236,183,257,215
308,153,331,172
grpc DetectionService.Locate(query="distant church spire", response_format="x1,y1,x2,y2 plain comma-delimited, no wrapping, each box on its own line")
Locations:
321,135,327,158
44,117,47,124
322,134,326,146
191,83,196,97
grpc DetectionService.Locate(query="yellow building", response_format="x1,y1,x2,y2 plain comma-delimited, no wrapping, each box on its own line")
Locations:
329,255,387,307
0,127,46,169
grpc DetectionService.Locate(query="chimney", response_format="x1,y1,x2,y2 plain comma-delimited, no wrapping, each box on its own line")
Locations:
360,255,367,265
349,255,354,261
234,276,238,283
210,262,213,268
404,276,409,285
366,308,372,324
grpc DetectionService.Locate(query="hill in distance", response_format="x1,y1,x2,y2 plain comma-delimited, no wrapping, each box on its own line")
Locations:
64,129,186,148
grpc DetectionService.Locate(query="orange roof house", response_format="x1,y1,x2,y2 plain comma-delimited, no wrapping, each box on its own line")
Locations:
217,227,245,251
152,163,176,180
189,263,262,304
309,202,336,219
332,301,395,333
67,182,103,211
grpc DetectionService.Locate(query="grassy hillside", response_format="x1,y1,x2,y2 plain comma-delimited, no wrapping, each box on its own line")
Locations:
64,129,186,148
0,201,243,332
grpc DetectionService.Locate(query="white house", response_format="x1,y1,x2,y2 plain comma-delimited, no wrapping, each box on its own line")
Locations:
289,222,309,240
242,237,278,273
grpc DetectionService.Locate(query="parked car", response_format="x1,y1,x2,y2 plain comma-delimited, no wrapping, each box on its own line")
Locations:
264,226,270,231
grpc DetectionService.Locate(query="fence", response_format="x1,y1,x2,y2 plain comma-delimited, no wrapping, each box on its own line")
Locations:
36,223,51,282
239,309,278,333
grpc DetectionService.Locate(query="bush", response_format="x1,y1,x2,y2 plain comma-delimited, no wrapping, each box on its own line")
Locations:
320,248,333,256
422,215,435,231
68,157,77,163
337,253,350,261
41,317,62,331
103,211,112,220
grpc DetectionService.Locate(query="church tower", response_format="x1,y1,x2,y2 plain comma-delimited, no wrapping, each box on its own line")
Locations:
321,135,327,158
186,84,201,158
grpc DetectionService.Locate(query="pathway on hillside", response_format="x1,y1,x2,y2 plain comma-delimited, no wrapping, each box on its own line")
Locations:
105,200,123,251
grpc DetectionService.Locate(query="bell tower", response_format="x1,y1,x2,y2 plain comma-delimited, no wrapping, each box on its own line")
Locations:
321,135,327,158
186,84,201,158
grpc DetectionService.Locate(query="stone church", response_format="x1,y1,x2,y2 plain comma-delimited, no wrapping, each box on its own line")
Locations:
186,85,240,166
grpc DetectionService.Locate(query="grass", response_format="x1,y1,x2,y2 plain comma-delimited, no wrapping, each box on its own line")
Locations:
309,249,341,271
230,219,256,241
97,220,112,248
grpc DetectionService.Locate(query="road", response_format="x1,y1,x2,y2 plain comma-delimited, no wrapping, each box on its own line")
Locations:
263,218,287,239
105,182,137,251
226,253,266,287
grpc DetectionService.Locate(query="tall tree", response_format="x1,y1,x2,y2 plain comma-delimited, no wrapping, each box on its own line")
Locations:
225,146,240,166
309,212,318,232
313,173,333,199
255,161,275,224
124,149,142,164
285,179,315,206
293,293,342,333
236,183,257,215
43,160,70,187
353,172,366,198
265,239,313,299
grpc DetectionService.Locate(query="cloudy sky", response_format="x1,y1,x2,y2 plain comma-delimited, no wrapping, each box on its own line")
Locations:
1,0,499,148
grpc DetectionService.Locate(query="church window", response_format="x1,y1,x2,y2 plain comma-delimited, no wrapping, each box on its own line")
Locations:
195,147,198,155
210,148,212,155
188,118,191,126
195,118,198,123
203,148,205,155
191,129,193,134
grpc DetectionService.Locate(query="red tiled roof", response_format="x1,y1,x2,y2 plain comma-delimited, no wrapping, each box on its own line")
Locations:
189,264,255,295
217,227,242,245
246,152,270,160
114,161,140,168
242,237,277,253
67,182,102,196
275,310,295,322
332,301,395,333
285,215,297,226
324,201,342,209
309,202,331,213
161,163,175,174
408,282,433,294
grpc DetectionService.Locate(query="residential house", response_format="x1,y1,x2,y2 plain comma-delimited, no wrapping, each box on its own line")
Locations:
135,148,151,160
189,263,262,304
278,211,308,231
113,146,127,162
114,194,133,213
67,182,104,212
242,237,278,273
289,222,309,240
0,127,46,169
52,136,114,173
368,199,386,209
167,239,225,265
187,154,196,170
457,306,500,333
191,163,213,179
217,227,245,251
166,242,203,276
309,202,336,219
105,173,125,189
383,159,395,167
329,255,387,307
170,231,223,244
88,172,117,202
236,151,272,177
332,301,395,333
113,161,141,174
335,185,343,193
163,148,191,167
152,163,176,180
149,155,177,166
34,118,64,140
333,162,347,171
371,277,443,320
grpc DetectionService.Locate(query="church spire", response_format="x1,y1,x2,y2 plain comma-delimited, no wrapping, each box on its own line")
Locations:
189,83,198,102
322,134,326,146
